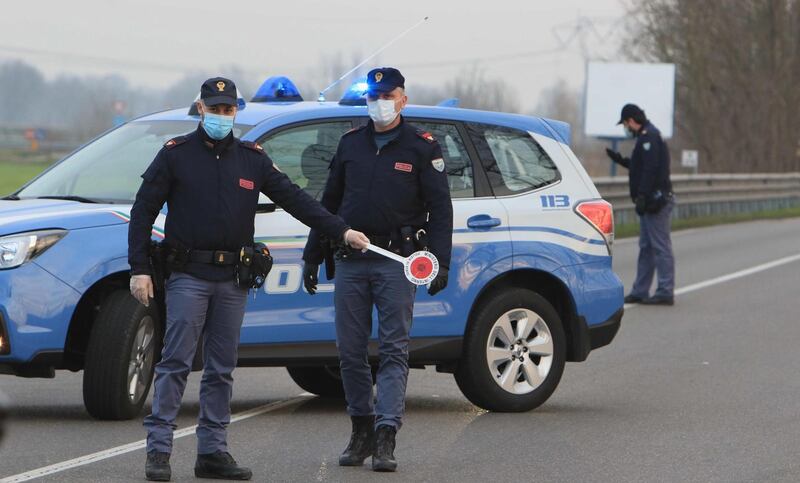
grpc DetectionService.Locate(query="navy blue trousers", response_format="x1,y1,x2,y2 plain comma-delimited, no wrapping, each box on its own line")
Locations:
334,257,416,429
631,197,676,298
144,272,248,454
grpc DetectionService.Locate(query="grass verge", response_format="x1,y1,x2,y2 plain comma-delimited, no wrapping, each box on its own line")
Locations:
615,206,800,239
0,161,50,196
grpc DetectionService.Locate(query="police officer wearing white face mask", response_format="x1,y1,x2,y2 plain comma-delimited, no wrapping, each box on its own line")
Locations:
302,67,453,472
129,77,368,481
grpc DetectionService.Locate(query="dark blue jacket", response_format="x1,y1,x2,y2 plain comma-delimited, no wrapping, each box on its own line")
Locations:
303,117,453,268
129,125,349,280
621,121,673,201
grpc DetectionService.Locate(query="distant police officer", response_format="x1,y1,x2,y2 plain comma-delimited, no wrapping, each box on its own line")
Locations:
302,67,453,472
128,77,369,481
606,103,676,305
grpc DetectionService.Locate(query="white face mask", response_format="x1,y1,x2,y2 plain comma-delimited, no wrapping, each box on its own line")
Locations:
367,99,399,127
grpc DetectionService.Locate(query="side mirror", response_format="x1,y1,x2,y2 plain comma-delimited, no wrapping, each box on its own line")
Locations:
257,203,276,213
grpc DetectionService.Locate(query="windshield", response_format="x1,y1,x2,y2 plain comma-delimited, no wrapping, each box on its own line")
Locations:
16,120,252,204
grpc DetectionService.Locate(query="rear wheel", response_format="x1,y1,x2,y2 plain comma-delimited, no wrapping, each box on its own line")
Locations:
83,290,162,420
287,365,378,398
454,288,565,412
286,366,346,398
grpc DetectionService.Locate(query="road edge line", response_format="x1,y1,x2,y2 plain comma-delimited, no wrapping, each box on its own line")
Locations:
0,393,314,483
623,252,800,309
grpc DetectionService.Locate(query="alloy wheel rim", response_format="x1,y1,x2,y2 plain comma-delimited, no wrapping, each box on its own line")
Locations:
128,316,155,403
485,308,554,394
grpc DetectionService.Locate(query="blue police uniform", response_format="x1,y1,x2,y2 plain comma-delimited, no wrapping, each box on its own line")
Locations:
129,80,349,462
613,113,676,302
302,72,453,437
303,117,453,427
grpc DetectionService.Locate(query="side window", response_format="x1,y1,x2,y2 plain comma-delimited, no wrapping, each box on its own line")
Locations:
466,123,560,196
410,121,474,199
258,121,352,200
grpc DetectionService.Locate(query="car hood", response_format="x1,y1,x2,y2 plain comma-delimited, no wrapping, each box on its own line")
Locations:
0,199,132,235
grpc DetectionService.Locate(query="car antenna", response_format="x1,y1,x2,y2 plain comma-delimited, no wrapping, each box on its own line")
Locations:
317,16,430,102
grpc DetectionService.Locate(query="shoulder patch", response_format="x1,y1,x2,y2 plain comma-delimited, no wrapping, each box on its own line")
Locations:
416,130,436,143
643,142,651,151
164,136,187,149
241,141,265,154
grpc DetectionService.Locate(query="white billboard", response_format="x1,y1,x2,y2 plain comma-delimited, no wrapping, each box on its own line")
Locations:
584,62,675,139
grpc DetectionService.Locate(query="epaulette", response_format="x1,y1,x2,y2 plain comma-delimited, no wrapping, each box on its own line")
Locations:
416,130,437,143
341,125,367,138
164,136,187,149
241,141,266,155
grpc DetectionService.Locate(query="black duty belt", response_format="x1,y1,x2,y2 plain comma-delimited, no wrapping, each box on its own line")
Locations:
188,249,238,266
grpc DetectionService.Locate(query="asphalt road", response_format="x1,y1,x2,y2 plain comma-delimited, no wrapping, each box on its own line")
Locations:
1,218,799,482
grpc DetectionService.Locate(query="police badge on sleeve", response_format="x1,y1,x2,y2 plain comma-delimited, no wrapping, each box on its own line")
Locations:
431,158,445,172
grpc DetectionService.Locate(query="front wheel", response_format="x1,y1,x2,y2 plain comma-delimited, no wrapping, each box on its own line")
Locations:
454,288,566,412
83,290,162,420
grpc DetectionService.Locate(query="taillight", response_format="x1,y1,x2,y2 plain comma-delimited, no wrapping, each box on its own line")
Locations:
576,200,614,248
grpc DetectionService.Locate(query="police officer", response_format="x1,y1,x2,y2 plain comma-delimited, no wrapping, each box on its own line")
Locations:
128,77,369,481
606,103,676,305
302,67,453,472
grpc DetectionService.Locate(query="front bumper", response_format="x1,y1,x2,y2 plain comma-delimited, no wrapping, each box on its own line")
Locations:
0,261,80,371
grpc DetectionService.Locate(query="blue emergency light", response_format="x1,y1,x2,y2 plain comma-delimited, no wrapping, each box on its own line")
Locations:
437,98,460,108
251,76,303,103
338,78,369,106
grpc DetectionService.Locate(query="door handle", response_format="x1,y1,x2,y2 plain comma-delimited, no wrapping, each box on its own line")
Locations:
467,214,502,229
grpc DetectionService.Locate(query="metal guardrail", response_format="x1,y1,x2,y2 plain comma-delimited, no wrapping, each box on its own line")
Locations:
593,173,800,225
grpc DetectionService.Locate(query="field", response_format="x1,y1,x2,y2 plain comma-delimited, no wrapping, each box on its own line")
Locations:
0,161,49,196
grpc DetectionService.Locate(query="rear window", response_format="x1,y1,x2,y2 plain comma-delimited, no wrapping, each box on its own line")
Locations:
466,123,560,196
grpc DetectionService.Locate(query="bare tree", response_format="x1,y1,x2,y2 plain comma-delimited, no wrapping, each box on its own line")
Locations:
624,0,800,173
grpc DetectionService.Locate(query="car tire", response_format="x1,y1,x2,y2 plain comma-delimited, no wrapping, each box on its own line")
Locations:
286,366,346,398
454,288,566,412
83,290,162,420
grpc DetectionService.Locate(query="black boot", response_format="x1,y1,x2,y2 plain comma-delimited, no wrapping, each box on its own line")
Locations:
145,451,171,482
194,451,252,480
338,415,375,466
372,425,398,472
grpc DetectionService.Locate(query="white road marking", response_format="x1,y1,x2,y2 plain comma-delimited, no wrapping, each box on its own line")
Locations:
0,393,314,483
624,253,800,309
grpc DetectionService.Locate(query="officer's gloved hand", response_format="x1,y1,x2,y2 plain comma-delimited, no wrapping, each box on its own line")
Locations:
130,275,153,307
303,263,319,295
634,195,647,216
428,267,449,296
605,148,625,165
344,229,370,252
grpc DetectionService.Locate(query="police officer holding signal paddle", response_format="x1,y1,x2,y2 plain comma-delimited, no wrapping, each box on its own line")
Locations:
303,67,453,472
128,77,369,481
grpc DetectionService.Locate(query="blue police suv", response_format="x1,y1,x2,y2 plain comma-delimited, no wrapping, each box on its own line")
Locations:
0,77,623,419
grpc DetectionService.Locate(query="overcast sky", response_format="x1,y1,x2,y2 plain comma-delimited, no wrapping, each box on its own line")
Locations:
0,0,627,112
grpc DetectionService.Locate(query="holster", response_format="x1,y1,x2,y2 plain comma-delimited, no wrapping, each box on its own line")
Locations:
393,226,428,257
148,241,168,294
646,190,669,213
320,235,336,280
234,242,273,289
164,243,190,273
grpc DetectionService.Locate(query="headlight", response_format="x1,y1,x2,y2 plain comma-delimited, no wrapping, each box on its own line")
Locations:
0,230,67,269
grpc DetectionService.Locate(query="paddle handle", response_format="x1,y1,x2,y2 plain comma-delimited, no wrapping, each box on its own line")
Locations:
365,244,407,264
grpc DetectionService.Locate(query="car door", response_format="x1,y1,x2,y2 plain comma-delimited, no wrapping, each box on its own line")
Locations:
238,119,352,346
403,119,511,338
464,122,604,270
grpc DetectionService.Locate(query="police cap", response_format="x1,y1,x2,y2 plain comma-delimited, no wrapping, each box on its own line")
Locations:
617,103,645,125
366,67,405,95
201,77,237,106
